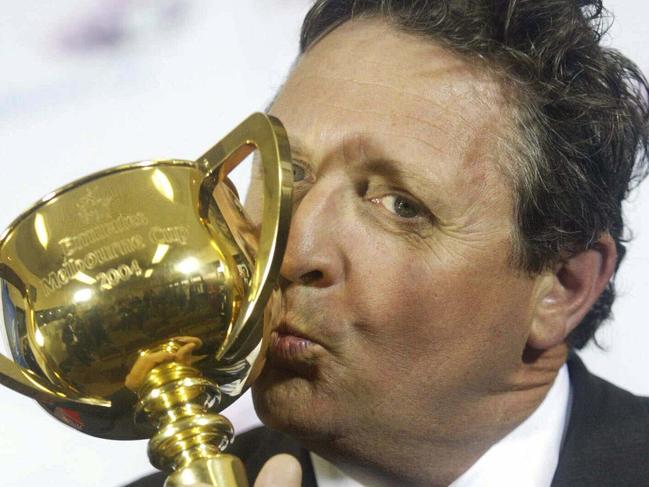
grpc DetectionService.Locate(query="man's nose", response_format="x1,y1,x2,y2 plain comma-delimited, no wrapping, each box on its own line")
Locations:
279,182,344,288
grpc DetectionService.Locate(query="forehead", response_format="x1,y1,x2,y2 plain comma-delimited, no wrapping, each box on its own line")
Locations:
271,18,513,221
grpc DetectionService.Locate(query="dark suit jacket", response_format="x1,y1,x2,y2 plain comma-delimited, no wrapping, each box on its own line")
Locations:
125,354,649,486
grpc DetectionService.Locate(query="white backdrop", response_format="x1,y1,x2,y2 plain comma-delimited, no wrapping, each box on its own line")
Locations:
0,1,647,486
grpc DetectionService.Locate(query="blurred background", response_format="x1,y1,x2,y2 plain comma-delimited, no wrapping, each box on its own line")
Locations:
0,1,647,485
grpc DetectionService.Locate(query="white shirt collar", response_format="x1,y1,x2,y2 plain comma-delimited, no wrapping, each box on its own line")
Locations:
311,364,571,487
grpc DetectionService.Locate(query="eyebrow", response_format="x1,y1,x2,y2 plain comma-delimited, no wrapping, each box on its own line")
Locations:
268,130,444,209
350,133,441,195
250,128,309,168
362,157,408,182
358,156,443,209
285,136,312,162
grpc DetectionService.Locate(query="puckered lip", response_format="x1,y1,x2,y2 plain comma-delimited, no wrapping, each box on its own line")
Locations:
273,321,323,347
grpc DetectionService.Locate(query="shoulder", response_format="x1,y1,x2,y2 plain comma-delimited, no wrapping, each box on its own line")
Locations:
120,427,313,487
565,352,649,435
552,353,649,486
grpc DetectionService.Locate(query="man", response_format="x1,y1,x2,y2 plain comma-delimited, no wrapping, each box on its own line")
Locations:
131,0,649,485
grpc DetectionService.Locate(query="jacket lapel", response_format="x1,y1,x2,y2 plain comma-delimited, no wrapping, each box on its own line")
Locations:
551,353,649,486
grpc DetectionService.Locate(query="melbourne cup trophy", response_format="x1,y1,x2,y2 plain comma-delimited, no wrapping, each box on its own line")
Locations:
0,112,293,487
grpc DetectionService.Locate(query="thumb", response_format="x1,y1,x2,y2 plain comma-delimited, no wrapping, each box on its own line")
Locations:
253,454,302,487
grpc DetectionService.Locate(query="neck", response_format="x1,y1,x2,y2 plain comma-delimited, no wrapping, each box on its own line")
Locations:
307,346,569,487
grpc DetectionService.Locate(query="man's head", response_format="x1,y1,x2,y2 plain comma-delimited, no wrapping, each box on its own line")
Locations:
297,0,649,348
247,1,648,484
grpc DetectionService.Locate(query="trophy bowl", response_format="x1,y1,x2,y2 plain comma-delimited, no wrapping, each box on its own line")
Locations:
0,113,293,486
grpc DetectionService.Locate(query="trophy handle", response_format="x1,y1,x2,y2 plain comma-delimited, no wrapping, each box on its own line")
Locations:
197,112,293,361
0,267,110,411
0,353,110,411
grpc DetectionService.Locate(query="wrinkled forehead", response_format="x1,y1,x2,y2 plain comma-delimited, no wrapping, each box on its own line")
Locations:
289,18,508,135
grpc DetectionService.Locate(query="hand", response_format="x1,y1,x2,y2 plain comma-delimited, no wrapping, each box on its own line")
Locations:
253,454,302,487
124,336,202,391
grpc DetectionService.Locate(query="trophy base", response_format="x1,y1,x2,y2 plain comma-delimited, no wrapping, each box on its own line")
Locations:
165,454,248,487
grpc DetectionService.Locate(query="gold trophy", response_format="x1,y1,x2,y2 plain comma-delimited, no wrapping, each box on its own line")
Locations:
0,113,293,486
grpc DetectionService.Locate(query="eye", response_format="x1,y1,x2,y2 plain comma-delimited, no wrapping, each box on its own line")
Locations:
372,194,422,219
291,160,309,183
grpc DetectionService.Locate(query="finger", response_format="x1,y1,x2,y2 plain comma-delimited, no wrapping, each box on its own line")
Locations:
175,342,198,364
253,454,302,487
124,351,174,390
172,336,203,347
140,350,176,367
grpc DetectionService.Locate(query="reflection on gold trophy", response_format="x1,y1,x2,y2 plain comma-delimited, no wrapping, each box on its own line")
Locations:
0,113,293,486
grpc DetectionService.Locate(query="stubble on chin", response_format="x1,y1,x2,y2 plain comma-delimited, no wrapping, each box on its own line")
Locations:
251,362,346,444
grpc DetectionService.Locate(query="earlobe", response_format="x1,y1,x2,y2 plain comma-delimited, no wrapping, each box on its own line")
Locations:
527,234,617,350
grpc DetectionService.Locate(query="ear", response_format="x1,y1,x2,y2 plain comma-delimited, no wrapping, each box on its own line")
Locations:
527,234,617,350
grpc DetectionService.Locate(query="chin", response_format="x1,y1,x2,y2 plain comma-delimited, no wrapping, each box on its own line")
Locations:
251,365,340,442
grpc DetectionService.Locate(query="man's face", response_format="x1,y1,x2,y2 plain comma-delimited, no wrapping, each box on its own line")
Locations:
249,19,545,455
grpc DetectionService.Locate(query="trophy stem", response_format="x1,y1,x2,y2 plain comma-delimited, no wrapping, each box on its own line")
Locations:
135,360,248,487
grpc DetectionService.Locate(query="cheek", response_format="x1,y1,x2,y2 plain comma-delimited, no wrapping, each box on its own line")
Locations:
342,233,535,370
